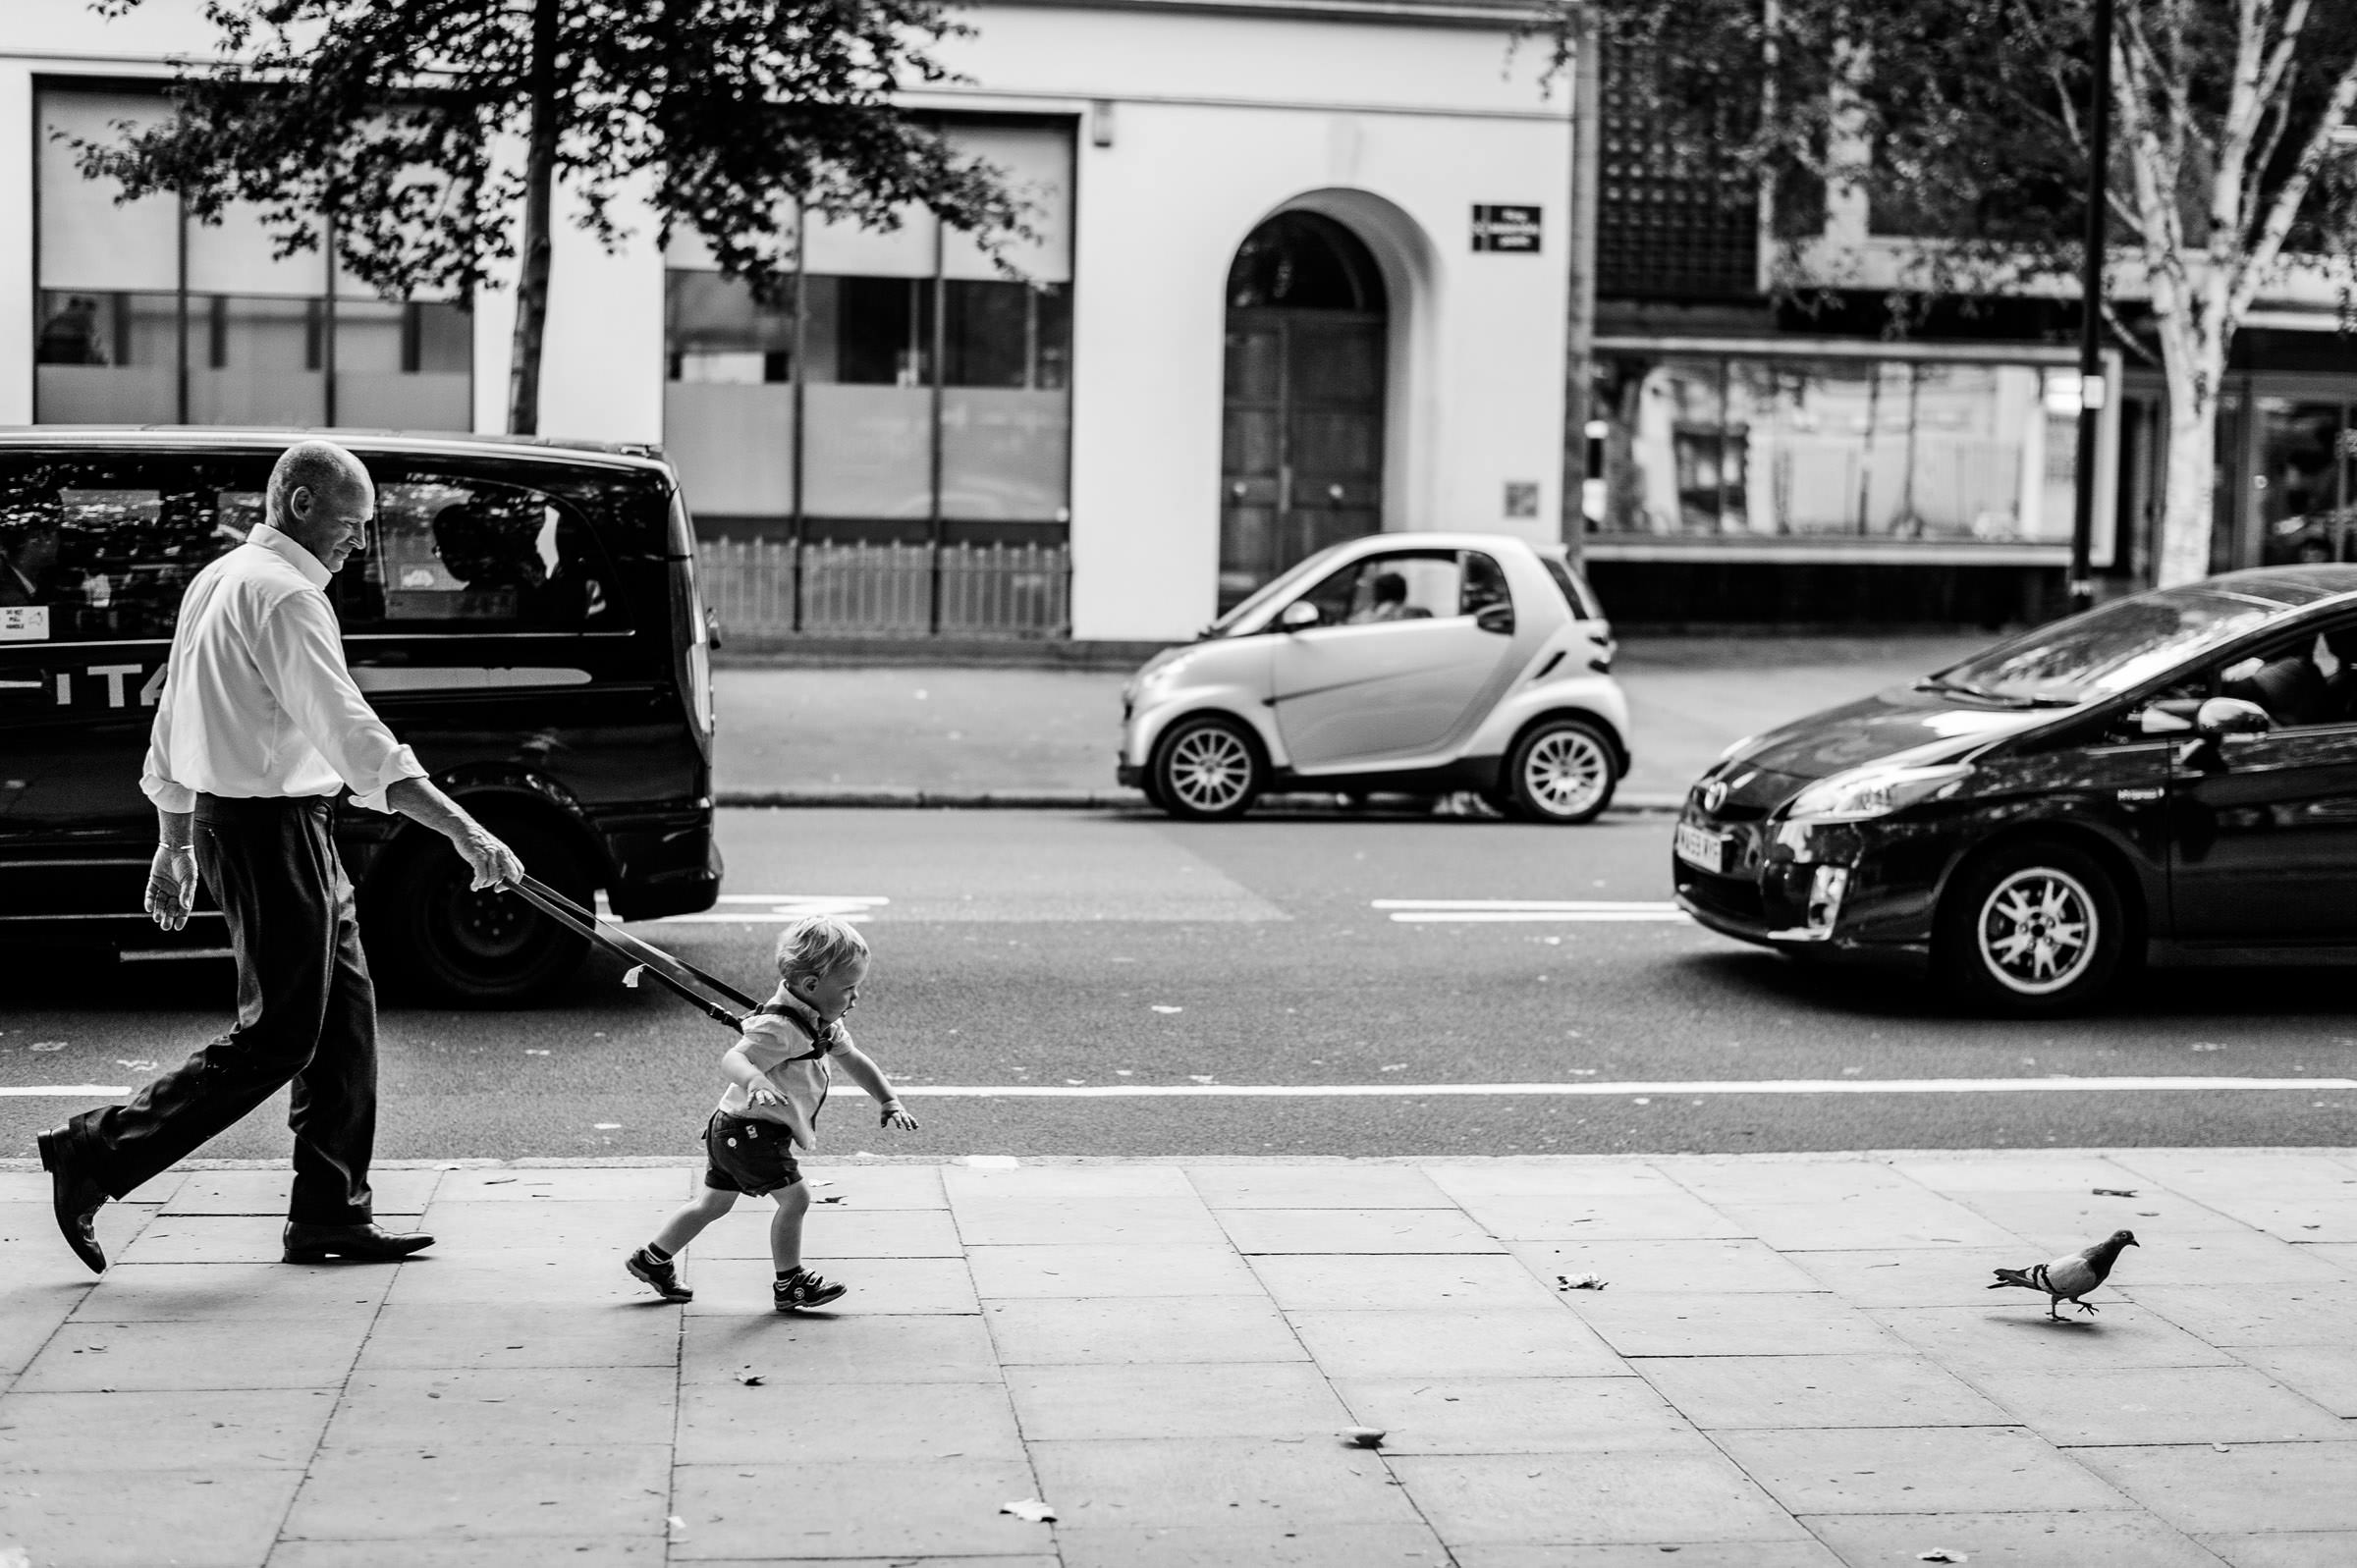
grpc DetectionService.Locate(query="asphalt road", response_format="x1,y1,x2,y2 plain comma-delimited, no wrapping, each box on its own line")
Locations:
5,807,2355,1163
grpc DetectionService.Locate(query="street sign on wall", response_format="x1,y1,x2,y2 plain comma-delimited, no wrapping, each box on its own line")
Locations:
1472,205,1542,252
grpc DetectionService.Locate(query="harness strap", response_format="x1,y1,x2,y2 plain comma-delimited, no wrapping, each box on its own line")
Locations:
509,875,760,1031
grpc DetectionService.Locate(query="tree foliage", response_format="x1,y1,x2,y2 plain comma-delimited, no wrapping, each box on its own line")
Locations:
76,0,1028,431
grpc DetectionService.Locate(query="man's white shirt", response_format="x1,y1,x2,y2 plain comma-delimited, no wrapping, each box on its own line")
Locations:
140,522,425,814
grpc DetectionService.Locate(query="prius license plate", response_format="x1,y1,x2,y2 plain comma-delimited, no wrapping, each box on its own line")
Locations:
1674,823,1728,874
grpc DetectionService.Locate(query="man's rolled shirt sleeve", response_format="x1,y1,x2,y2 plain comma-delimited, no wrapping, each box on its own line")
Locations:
138,673,197,815
251,590,426,813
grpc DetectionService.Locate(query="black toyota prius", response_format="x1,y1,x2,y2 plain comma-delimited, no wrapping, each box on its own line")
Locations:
1673,566,2357,1014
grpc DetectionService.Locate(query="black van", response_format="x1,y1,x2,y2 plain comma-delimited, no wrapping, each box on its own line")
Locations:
0,430,719,1003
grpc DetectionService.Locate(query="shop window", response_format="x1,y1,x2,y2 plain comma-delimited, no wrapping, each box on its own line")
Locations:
1594,351,2081,545
343,476,625,632
2255,400,2351,566
661,120,1075,533
33,85,471,430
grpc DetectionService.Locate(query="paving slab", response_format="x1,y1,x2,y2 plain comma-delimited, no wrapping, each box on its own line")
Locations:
353,1301,683,1371
0,1386,336,1471
1947,1187,2251,1241
280,1441,671,1541
63,1261,393,1324
2074,1442,2357,1535
0,1467,304,1568
668,1458,1053,1558
317,1365,677,1452
2228,1343,2357,1416
1714,1426,2132,1515
1453,1546,1842,1567
673,1378,1026,1464
1712,1193,2024,1251
1966,1363,2349,1445
381,1246,651,1307
1446,1190,1749,1241
1184,1164,1453,1210
1249,1253,1564,1312
1285,1309,1627,1379
14,1316,367,1392
1802,1509,2224,1568
984,1295,1311,1365
412,1198,681,1251
947,1195,1227,1246
1562,1291,1903,1358
685,1204,965,1259
799,1162,953,1207
942,1162,1196,1200
1029,1435,1422,1530
1889,1155,2153,1193
1664,1160,1929,1206
264,1541,664,1568
1423,1162,1690,1199
1868,1304,2239,1369
683,1310,1003,1382
434,1167,693,1203
1786,1246,2075,1308
1332,1377,1702,1455
1005,1362,1352,1441
161,1166,441,1216
684,1253,980,1314
1057,1524,1453,1566
1216,1206,1503,1254
1391,1448,1809,1546
966,1243,1264,1299
2127,1281,2357,1345
1507,1238,1830,1295
1641,1353,2010,1429
2197,1533,2357,1567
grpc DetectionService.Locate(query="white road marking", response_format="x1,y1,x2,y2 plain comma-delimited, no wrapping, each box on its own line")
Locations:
1,1086,133,1097
1374,898,1690,924
896,1077,2355,1099
603,893,889,926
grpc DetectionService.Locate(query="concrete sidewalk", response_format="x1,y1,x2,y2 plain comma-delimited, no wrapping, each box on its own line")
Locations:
5,1148,2354,1566
713,635,1990,811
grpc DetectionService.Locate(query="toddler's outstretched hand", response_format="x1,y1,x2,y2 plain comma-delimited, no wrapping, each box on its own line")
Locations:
880,1100,921,1131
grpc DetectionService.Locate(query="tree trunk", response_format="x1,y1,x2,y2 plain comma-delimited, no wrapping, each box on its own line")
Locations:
506,0,559,437
2154,324,2225,587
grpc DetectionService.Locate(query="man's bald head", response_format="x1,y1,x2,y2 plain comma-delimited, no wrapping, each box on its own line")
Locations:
268,440,374,575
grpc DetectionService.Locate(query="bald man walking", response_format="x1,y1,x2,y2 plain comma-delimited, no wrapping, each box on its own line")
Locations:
38,440,525,1271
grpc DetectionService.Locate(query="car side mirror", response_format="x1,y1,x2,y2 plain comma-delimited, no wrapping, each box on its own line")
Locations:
1474,603,1515,635
2195,696,2272,739
1279,601,1322,632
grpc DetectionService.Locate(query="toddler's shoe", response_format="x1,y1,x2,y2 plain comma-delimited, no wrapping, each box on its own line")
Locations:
626,1247,692,1302
774,1269,848,1311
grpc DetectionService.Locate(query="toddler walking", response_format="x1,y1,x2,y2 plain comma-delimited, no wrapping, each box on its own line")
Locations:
625,915,918,1310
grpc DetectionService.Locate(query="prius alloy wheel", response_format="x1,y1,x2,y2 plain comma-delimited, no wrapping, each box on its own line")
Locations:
1938,839,2127,1015
1152,716,1264,821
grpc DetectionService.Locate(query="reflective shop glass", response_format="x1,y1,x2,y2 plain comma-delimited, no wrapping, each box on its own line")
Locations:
2254,400,2356,566
660,121,1075,529
1591,352,2080,543
33,86,471,430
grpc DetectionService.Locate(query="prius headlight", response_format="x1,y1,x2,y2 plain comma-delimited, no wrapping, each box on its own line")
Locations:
1786,762,1971,823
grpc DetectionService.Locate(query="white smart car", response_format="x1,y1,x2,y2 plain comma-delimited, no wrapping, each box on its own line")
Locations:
1118,533,1630,823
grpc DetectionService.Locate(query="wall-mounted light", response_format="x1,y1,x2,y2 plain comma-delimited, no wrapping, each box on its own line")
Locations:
1090,100,1116,149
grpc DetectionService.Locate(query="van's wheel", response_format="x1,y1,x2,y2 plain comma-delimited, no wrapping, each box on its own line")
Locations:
1494,718,1618,824
363,813,591,1006
1936,839,2127,1016
1151,716,1264,821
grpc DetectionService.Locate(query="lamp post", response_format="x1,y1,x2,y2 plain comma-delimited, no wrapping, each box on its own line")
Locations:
2069,0,2115,616
1562,1,1601,566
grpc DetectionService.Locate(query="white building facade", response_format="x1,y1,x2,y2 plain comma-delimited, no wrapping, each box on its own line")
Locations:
2,0,1573,644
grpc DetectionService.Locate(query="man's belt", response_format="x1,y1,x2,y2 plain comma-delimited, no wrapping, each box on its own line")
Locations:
509,875,759,1032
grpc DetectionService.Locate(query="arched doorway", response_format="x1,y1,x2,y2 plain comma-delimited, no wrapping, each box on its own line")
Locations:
1218,211,1389,610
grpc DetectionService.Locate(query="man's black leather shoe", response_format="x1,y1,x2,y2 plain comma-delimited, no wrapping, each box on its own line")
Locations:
36,1127,109,1274
283,1221,435,1264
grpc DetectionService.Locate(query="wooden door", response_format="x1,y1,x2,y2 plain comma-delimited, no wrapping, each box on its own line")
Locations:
1219,309,1385,611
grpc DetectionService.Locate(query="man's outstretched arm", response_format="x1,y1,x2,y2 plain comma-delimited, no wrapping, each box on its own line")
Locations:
385,777,526,891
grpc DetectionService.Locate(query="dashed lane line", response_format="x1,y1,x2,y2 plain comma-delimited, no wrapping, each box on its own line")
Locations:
1374,898,1691,924
1,1085,133,1097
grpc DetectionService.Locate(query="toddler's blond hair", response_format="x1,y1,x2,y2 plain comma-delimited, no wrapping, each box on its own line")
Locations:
774,914,869,986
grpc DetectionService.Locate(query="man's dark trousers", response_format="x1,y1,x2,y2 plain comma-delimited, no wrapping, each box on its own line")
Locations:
65,794,377,1224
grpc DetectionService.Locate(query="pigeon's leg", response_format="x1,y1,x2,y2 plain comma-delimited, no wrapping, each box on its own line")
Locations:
2047,1299,2065,1322
2073,1299,2099,1317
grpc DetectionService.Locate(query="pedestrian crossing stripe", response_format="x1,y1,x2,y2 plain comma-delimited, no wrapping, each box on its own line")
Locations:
889,1077,2356,1098
1373,898,1689,923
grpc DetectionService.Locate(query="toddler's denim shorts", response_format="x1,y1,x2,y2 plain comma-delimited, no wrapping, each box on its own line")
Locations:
702,1110,802,1196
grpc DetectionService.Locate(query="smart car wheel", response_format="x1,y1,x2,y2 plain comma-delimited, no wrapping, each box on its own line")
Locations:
1151,716,1264,821
1936,840,2125,1016
364,814,591,1006
1498,718,1617,825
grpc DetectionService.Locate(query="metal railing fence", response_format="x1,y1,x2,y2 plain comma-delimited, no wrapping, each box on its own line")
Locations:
696,536,1071,641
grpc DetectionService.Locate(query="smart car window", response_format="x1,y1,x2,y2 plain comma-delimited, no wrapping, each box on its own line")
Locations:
1460,552,1510,616
0,456,251,644
1298,552,1458,626
340,473,627,632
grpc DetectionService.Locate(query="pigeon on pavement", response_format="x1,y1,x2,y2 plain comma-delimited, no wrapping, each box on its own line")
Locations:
1989,1229,2138,1321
